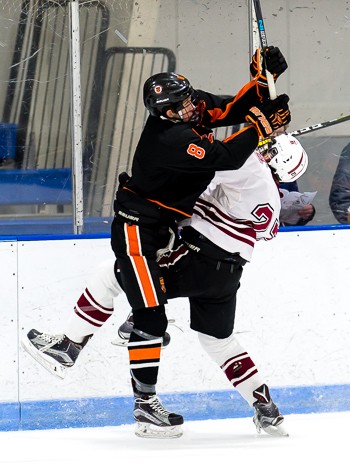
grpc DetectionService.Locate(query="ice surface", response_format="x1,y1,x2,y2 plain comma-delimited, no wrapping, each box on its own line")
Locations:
0,411,347,474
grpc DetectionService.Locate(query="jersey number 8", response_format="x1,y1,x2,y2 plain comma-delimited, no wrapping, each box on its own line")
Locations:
187,144,205,159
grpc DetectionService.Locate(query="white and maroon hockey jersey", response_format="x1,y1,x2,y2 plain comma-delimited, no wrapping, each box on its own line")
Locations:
183,150,281,262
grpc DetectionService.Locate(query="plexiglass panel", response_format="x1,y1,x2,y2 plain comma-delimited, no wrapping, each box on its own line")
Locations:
0,0,349,235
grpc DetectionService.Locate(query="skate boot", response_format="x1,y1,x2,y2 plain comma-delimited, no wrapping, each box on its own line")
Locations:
133,392,184,439
112,311,171,347
253,384,288,437
21,329,91,379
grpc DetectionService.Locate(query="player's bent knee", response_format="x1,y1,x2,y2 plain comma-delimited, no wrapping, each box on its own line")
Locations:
133,305,168,336
198,331,244,366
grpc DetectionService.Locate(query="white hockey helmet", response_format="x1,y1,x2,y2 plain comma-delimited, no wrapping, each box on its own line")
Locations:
265,133,308,182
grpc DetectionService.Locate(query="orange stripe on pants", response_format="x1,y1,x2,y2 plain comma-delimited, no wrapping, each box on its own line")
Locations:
125,224,158,307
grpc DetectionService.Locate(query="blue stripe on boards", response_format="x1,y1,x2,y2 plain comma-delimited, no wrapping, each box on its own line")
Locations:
0,402,20,431
1,223,350,242
0,384,347,432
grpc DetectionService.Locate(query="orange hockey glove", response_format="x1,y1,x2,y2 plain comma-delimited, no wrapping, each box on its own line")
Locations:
245,94,291,139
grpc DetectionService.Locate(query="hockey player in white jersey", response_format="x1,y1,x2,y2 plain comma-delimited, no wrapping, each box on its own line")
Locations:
22,133,308,439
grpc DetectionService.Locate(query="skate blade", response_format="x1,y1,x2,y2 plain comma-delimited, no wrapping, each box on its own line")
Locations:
254,417,289,437
110,337,128,347
262,422,289,437
135,422,183,439
21,338,66,379
111,337,167,349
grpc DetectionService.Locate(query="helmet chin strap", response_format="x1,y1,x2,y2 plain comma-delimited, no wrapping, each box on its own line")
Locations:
160,109,182,123
162,115,182,123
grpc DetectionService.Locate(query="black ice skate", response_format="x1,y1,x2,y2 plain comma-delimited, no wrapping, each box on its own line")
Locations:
112,311,171,348
133,392,184,439
253,384,288,437
21,329,91,379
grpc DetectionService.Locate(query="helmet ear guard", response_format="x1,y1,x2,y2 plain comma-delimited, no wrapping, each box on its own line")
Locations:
265,133,308,183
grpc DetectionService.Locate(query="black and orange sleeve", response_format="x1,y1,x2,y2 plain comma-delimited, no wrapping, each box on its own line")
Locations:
199,79,265,128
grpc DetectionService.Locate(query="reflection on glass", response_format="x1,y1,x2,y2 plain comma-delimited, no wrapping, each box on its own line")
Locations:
0,1,349,235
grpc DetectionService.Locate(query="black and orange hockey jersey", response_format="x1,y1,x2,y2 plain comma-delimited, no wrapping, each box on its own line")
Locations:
116,79,264,222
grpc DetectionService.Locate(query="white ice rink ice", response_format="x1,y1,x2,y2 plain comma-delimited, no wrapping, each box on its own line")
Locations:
0,411,348,474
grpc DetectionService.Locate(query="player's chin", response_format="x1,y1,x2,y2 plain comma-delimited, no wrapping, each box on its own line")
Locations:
188,111,200,123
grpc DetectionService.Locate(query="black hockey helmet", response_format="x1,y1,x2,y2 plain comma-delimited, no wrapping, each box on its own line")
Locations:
143,72,196,118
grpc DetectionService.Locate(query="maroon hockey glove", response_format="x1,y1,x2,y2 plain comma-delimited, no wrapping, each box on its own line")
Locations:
245,94,291,139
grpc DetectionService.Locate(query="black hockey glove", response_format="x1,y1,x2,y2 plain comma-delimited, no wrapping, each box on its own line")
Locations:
245,94,291,139
265,46,288,79
250,46,288,80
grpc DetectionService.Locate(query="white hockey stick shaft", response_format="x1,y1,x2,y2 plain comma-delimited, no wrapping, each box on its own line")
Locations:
291,114,350,136
252,0,277,99
250,0,260,52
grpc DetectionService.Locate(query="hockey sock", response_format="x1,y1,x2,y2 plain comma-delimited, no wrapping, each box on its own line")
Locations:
198,332,267,406
66,259,121,342
128,306,167,387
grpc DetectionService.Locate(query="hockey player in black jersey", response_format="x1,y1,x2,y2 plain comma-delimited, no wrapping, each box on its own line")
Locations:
110,47,290,436
22,47,291,438
22,132,309,439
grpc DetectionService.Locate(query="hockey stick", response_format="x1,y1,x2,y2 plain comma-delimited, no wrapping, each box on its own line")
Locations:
290,114,350,136
249,0,260,54
252,0,277,99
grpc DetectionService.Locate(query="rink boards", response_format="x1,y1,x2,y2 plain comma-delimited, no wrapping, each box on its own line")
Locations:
1,227,350,430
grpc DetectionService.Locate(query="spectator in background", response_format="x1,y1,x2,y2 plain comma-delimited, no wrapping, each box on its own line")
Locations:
329,142,350,224
279,181,316,226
